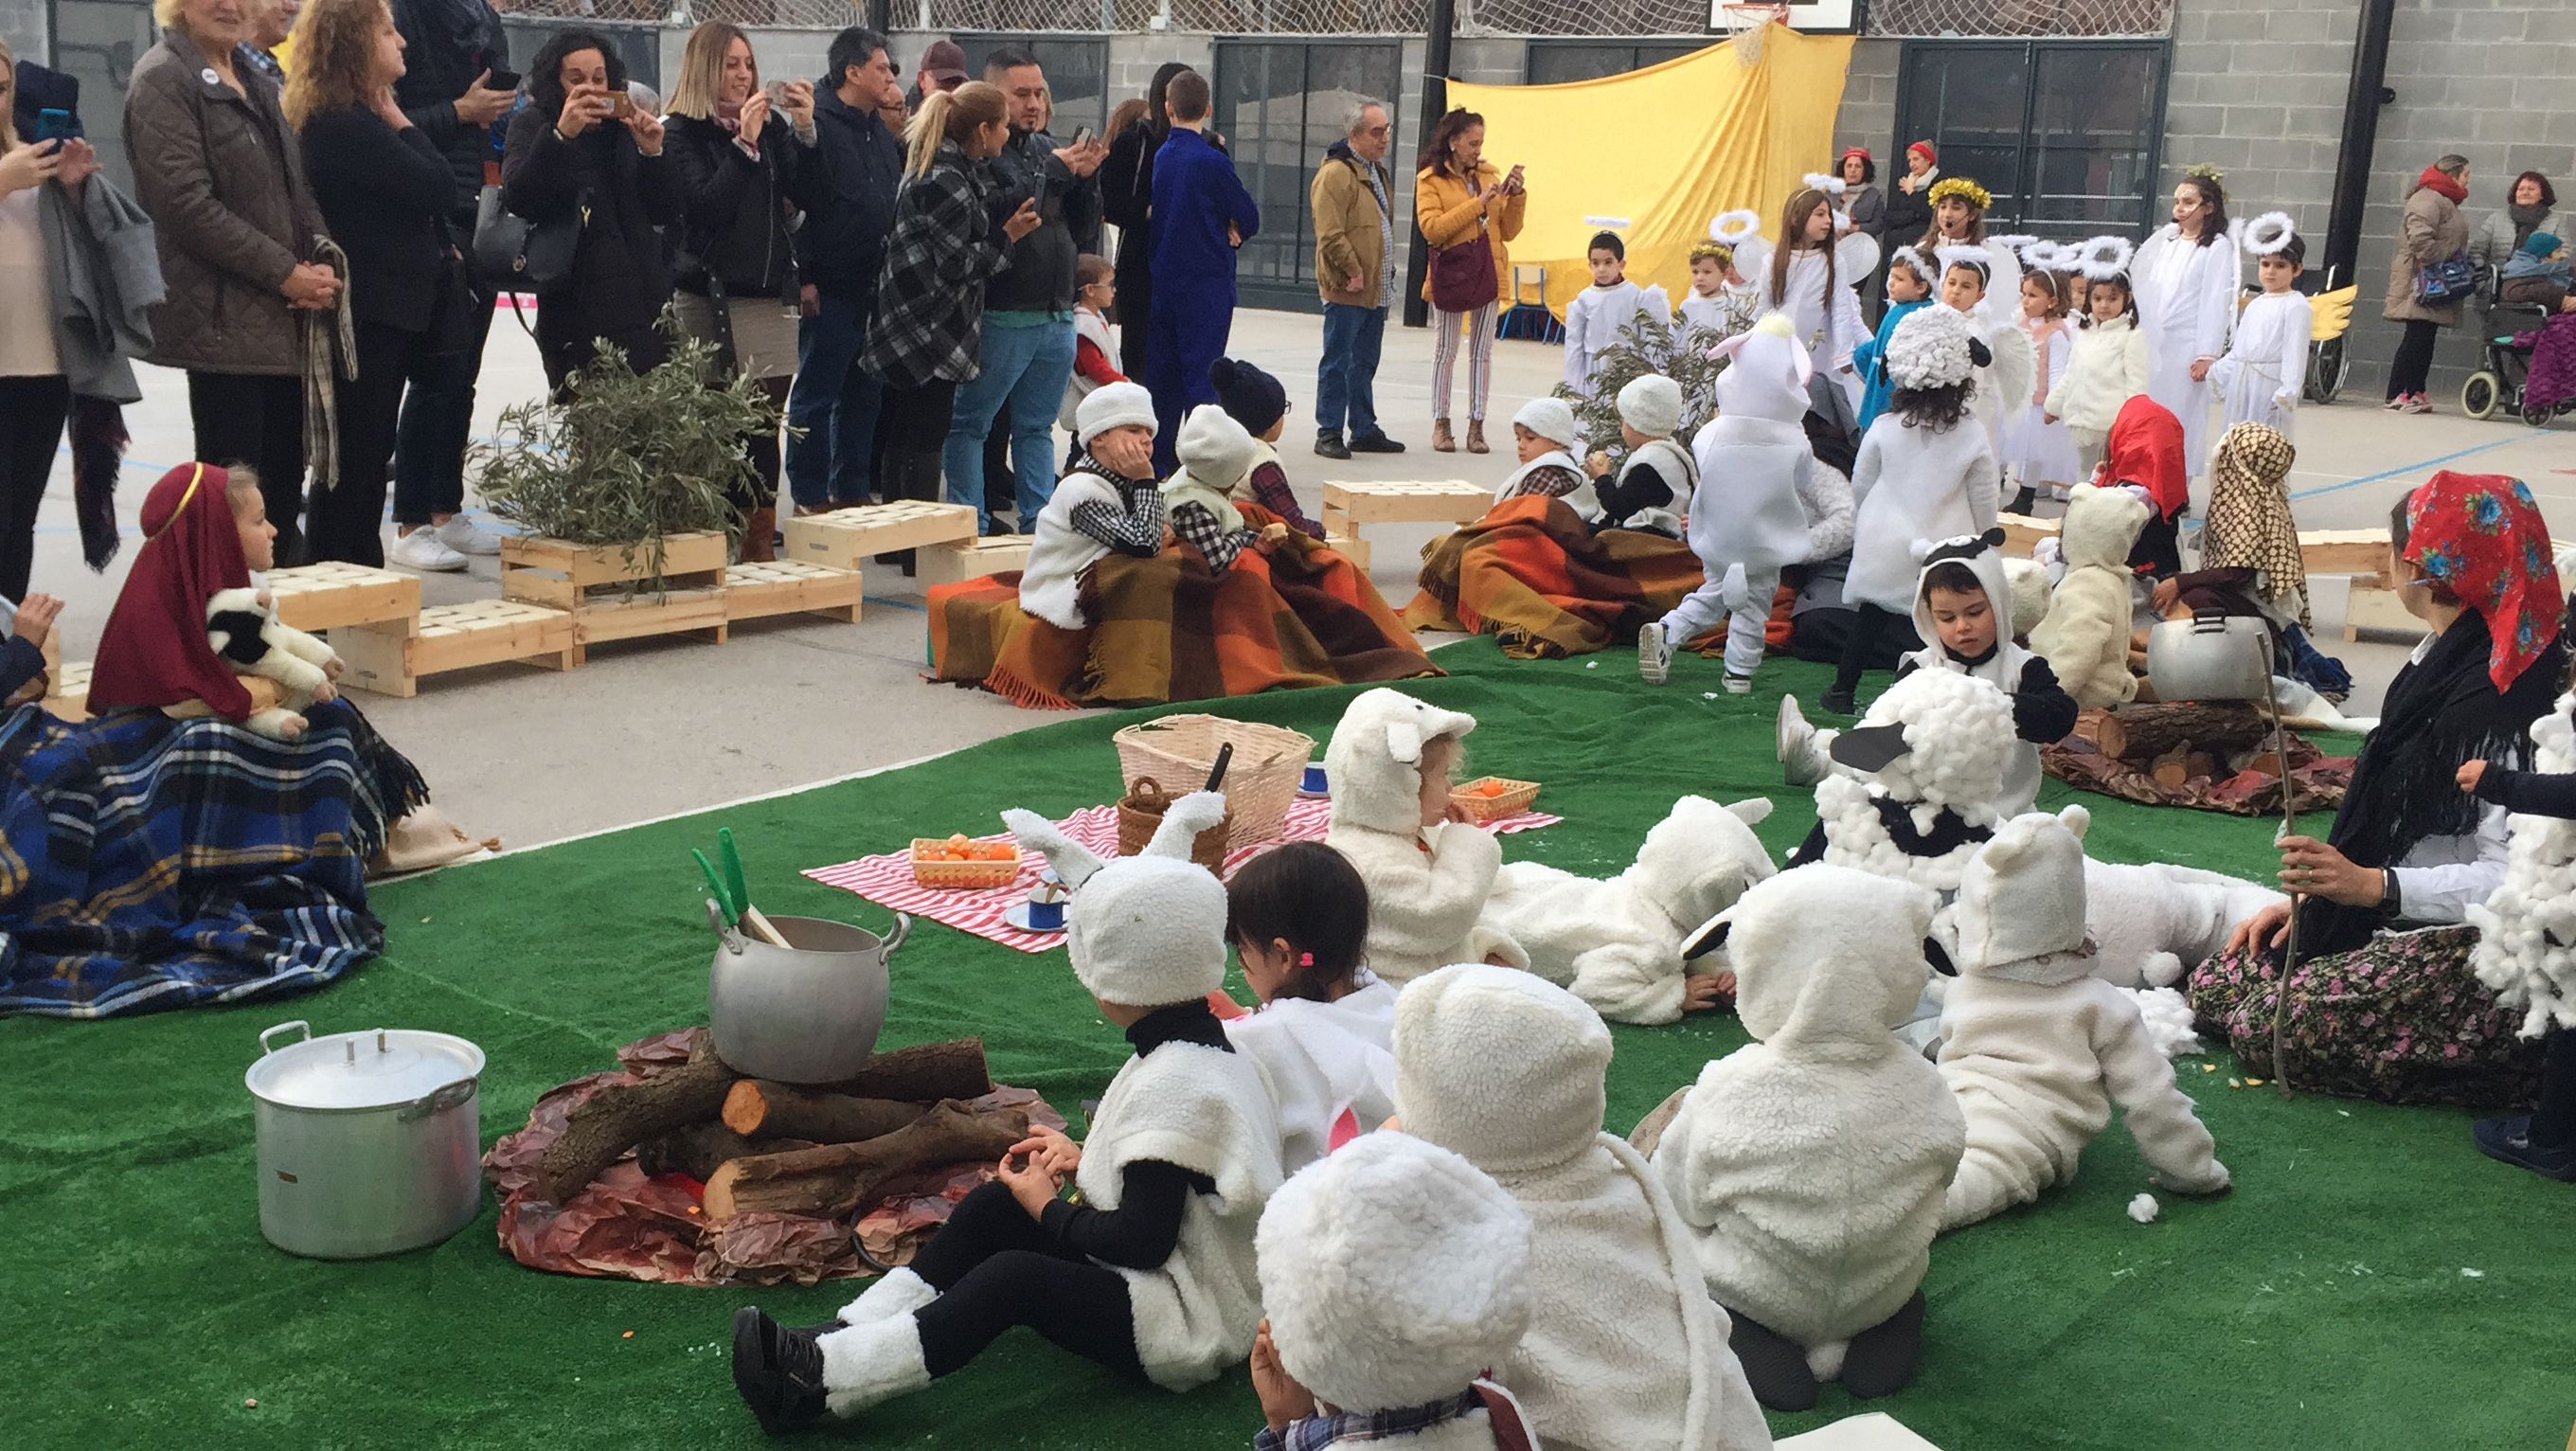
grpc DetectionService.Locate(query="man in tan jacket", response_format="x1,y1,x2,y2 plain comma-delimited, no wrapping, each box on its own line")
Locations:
1310,99,1405,459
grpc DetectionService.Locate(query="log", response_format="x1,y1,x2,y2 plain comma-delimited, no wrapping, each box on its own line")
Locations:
819,1039,993,1102
2095,701,2268,764
721,1082,929,1143
2150,747,2193,790
702,1100,1030,1221
537,1030,741,1205
635,1122,816,1182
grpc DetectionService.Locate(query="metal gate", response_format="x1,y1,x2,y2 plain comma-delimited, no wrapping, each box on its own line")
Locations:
1890,39,2170,240
1213,36,1403,313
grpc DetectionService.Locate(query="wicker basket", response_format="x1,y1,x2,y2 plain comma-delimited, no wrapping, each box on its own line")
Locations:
910,838,1023,889
1116,777,1232,869
1450,777,1541,823
1112,714,1315,846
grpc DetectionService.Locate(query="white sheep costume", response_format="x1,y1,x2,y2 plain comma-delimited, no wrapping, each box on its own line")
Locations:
1481,796,1779,1025
2029,482,2149,708
809,792,1284,1417
1323,690,1529,984
2470,693,2576,1036
1806,667,2018,895
1653,867,1964,1402
1255,1132,1538,1447
1394,964,1773,1451
1933,807,2229,1231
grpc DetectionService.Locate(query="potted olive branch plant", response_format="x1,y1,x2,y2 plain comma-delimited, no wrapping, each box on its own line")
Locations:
1556,310,1734,466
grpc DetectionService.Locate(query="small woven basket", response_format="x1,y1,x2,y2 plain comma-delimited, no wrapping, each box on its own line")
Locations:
1112,714,1315,846
1117,777,1232,870
1450,777,1541,823
910,839,1022,889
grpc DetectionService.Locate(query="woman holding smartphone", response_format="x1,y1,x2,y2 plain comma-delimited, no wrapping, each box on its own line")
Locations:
1414,108,1525,455
0,39,104,600
501,27,679,390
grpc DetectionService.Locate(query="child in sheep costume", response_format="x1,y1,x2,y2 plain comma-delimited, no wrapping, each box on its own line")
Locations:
2465,693,2576,1179
1250,1131,1541,1449
1784,666,2018,896
1481,795,1779,1026
2029,481,2151,709
1396,963,1773,1451
1324,690,1529,985
1934,806,2229,1231
1653,866,1964,1412
1639,313,1816,692
727,791,1284,1433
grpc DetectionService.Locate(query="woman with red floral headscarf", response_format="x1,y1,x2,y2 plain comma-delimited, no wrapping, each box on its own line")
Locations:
2191,472,2569,1104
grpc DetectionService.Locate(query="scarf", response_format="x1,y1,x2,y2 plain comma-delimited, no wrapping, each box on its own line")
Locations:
2414,165,2467,206
86,463,259,719
2406,472,2565,692
2509,202,2549,248
301,238,358,495
2203,421,2309,627
2102,395,2189,522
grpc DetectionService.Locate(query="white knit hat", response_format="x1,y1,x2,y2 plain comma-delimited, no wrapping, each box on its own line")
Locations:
1615,374,1684,439
1394,963,1611,1175
1948,805,2092,978
1883,303,1977,391
1256,1132,1533,1412
1511,395,1578,450
1324,688,1478,838
1076,381,1157,446
1175,404,1256,490
1001,791,1229,1007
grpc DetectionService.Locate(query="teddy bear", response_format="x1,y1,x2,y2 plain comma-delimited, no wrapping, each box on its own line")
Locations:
1480,795,1778,1025
2029,482,2149,708
163,587,342,740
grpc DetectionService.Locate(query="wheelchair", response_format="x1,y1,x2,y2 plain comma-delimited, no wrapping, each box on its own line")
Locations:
2460,263,2566,427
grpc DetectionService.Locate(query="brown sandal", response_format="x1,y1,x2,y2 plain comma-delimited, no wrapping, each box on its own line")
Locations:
1432,418,1456,453
1465,420,1489,455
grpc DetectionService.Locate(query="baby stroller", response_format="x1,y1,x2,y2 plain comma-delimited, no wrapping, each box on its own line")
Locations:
2460,263,2570,427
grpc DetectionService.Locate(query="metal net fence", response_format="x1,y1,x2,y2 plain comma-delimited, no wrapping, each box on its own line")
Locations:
1460,0,1711,40
923,0,1434,32
1865,0,2174,38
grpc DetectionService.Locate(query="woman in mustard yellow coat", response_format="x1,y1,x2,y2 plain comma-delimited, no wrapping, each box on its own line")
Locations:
1415,109,1527,455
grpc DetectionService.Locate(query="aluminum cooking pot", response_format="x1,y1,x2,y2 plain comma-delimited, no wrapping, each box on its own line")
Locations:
707,906,907,1084
2145,613,2273,704
245,1021,485,1260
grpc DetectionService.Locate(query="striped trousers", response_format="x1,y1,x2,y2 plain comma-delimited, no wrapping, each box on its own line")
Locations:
1430,303,1497,421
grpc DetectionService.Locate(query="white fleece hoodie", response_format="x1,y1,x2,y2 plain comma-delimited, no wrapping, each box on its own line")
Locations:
1224,978,1398,1173
1655,867,1964,1374
1397,965,1773,1451
2029,482,2148,710
1324,690,1528,984
1935,807,2228,1231
1482,796,1778,1025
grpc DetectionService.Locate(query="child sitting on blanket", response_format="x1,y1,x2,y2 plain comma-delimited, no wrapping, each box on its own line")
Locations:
1249,1132,1541,1451
1164,405,1282,572
0,591,64,708
1323,689,1528,985
1582,373,1692,537
1021,383,1171,631
1210,358,1323,536
729,792,1284,1432
1220,841,1396,1173
1490,397,1588,511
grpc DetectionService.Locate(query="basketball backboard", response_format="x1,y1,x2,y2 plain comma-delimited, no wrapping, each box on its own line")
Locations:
1709,0,1860,33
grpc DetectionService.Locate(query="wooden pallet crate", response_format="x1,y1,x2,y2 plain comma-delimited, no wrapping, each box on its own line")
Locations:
264,561,422,635
782,502,978,571
42,660,90,722
1317,478,1489,533
1324,532,1371,570
566,587,727,662
724,561,865,622
915,535,1033,587
500,531,728,611
336,600,577,696
2297,528,2389,586
1997,512,2057,558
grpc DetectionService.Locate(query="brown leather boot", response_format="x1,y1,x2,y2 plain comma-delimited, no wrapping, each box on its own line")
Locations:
1465,420,1489,454
741,506,778,563
1432,418,1456,453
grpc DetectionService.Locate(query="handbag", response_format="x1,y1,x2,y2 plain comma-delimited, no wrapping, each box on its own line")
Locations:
2415,251,2476,305
470,183,580,295
1430,225,1496,313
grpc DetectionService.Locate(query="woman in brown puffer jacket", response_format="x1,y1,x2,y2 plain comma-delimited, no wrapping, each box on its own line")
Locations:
2380,153,2472,414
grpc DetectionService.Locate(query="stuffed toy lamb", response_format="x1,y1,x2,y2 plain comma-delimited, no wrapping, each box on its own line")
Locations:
2081,857,2285,991
179,587,339,740
2029,483,2148,708
1935,806,2229,1231
2469,693,2576,1037
1323,690,1528,984
1654,866,1964,1411
1795,667,2018,895
1480,795,1778,1025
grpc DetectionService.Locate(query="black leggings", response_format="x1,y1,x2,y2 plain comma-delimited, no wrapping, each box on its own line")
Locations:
0,374,70,601
875,377,958,503
2387,318,2441,399
2532,1029,2576,1148
1834,601,1908,696
903,1181,1143,1380
188,371,307,554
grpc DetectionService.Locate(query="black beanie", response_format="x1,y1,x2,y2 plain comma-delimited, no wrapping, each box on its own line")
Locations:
1208,357,1287,436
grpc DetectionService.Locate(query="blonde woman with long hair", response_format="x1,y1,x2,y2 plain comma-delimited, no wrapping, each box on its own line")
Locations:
857,81,1040,526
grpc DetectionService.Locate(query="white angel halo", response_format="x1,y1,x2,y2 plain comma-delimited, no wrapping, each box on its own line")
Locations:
2020,239,2077,272
2075,235,2136,281
1708,209,1763,245
1801,171,1849,197
2244,211,2299,257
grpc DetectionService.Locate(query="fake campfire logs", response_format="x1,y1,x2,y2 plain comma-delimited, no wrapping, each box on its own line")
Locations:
534,1032,1025,1219
2080,702,2294,789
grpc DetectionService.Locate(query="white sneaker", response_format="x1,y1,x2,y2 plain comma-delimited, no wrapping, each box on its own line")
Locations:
1723,672,1753,695
1777,694,1825,786
1637,621,1672,685
432,514,505,555
388,528,469,572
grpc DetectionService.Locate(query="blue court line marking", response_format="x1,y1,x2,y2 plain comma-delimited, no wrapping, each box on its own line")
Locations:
2287,436,2525,501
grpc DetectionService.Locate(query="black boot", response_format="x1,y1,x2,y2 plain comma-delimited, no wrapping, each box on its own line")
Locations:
731,1306,830,1435
1840,1290,1927,1400
1727,1310,1818,1412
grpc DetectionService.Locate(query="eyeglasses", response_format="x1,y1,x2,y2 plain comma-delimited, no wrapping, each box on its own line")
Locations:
1360,124,1389,136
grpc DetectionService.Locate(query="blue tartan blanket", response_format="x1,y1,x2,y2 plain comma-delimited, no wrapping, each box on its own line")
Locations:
0,699,422,1018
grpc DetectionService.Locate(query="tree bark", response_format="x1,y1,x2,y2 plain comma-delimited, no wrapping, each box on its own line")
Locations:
721,1082,929,1143
800,1038,993,1102
537,1029,741,1205
702,1100,1030,1221
2096,701,2268,764
635,1122,816,1182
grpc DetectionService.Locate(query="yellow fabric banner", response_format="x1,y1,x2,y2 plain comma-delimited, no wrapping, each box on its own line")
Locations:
1446,29,1855,321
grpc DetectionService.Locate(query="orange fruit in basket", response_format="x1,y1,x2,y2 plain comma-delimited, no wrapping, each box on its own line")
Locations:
979,843,1017,862
1476,780,1508,798
947,833,971,849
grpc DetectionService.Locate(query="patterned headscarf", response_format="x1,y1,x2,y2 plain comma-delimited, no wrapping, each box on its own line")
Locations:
2405,471,2565,693
2202,422,2308,628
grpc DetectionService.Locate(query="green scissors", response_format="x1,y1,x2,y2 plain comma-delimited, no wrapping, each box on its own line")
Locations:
694,828,786,945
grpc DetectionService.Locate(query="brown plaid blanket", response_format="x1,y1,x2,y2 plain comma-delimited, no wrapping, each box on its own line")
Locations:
1404,495,1717,658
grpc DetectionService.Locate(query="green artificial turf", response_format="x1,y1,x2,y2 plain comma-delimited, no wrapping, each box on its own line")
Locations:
6,643,2568,1451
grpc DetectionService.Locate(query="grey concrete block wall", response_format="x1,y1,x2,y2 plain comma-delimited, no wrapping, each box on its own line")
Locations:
1830,37,1898,170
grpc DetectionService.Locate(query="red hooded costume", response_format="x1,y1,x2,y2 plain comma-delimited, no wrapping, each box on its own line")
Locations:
87,463,259,719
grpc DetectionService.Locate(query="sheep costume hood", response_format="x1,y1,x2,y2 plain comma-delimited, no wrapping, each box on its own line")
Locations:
2029,482,2150,710
2470,692,2576,1036
1482,796,1780,1026
1812,667,2017,894
1655,867,1964,1371
1905,530,2048,816
1934,808,2228,1230
1324,690,1529,984
1256,1132,1536,1435
1395,965,1773,1451
1686,313,1816,577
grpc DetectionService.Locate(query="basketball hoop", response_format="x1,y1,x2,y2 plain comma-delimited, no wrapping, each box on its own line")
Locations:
1718,3,1793,66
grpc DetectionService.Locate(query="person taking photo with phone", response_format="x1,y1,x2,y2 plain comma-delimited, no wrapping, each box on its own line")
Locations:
1414,107,1525,455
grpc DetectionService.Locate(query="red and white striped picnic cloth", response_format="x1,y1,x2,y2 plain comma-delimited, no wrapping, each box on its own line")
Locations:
803,795,1562,955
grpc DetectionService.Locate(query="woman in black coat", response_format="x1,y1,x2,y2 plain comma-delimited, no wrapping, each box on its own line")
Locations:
502,27,679,391
288,0,463,568
1095,61,1189,381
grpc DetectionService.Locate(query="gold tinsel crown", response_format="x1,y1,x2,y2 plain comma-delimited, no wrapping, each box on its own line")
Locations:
1927,176,1991,210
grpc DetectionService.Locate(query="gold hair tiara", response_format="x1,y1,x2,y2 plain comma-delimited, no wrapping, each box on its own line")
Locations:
1926,176,1990,210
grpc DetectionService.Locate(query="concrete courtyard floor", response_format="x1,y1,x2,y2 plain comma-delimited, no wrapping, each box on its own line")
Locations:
24,306,2574,848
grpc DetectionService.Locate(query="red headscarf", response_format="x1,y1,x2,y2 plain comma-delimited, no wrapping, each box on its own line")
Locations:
87,463,257,718
2404,471,2565,692
2413,164,2467,206
2099,395,2190,523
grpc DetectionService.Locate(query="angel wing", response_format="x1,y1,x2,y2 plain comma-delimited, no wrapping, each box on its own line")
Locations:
1978,239,2025,329
1834,229,1882,282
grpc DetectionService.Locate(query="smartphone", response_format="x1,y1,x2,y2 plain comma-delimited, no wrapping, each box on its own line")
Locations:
1069,124,1094,148
482,69,520,92
32,109,73,145
610,93,636,120
763,80,790,107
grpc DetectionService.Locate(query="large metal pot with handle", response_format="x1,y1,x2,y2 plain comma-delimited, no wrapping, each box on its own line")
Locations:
244,1021,485,1260
707,905,907,1084
2145,612,2273,703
